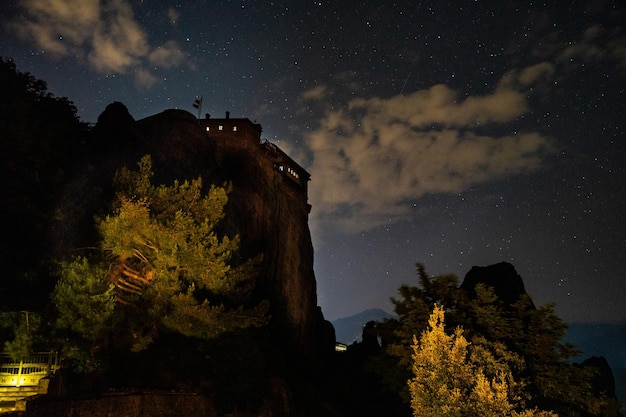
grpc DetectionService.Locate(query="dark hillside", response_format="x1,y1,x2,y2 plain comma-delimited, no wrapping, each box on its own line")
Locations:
0,58,87,310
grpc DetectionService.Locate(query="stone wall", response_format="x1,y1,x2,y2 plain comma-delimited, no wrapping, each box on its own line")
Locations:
22,392,215,417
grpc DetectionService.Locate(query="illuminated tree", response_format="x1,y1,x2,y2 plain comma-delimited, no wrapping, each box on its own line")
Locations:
53,155,266,366
409,305,557,417
376,264,622,417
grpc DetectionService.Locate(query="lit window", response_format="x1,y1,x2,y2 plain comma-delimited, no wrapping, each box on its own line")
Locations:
218,125,223,131
288,167,299,179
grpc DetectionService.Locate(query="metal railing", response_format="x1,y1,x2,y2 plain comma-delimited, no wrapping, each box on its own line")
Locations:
0,352,59,387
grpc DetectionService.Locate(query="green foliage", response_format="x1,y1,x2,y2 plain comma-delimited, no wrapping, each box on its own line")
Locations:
0,311,42,361
368,264,461,403
51,258,118,372
392,264,459,331
53,155,266,367
409,306,557,417
460,285,616,416
53,257,116,341
390,264,460,355
375,263,622,417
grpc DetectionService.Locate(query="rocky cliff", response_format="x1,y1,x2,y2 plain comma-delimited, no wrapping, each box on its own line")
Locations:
84,104,323,356
459,261,534,307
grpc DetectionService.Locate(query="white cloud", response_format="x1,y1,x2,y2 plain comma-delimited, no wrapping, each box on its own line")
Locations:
148,40,186,69
347,84,528,129
302,85,327,101
134,67,158,89
516,62,556,87
15,0,99,57
89,0,148,73
13,0,188,86
306,80,557,234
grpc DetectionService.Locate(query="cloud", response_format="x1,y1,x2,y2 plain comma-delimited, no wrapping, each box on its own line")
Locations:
302,85,327,101
306,78,557,234
167,8,180,26
13,0,188,86
134,67,158,89
516,62,556,87
347,84,528,128
88,0,148,73
526,5,626,78
14,0,99,56
148,40,186,69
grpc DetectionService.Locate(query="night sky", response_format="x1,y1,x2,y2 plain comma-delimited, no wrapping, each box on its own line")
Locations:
1,0,625,324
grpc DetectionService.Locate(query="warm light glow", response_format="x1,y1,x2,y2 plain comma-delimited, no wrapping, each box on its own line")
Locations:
335,343,347,352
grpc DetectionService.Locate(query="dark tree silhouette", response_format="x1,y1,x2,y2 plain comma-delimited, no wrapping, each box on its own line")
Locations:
0,57,87,310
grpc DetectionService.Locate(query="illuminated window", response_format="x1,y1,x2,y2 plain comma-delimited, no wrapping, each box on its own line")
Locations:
218,125,223,131
287,167,299,179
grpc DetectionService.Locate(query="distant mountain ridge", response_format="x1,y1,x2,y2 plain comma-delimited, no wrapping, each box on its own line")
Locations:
332,308,395,344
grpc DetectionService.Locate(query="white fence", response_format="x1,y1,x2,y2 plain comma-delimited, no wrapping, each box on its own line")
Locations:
0,352,59,387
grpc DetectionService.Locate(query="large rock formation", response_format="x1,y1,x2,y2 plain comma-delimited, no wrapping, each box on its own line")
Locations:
34,104,337,415
84,105,323,356
460,261,534,307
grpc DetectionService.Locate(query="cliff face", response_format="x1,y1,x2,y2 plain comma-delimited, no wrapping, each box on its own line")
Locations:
91,106,319,355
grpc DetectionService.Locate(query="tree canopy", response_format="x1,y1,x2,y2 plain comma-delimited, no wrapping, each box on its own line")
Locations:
409,305,556,417
52,155,267,368
372,263,622,417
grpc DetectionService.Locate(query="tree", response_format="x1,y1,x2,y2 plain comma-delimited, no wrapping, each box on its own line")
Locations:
368,264,461,404
409,305,557,417
392,264,459,335
52,155,266,367
461,286,621,417
0,57,87,310
0,311,43,362
376,264,622,417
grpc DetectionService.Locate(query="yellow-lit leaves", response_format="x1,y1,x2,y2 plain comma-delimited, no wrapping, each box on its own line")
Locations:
53,155,266,358
408,306,557,417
